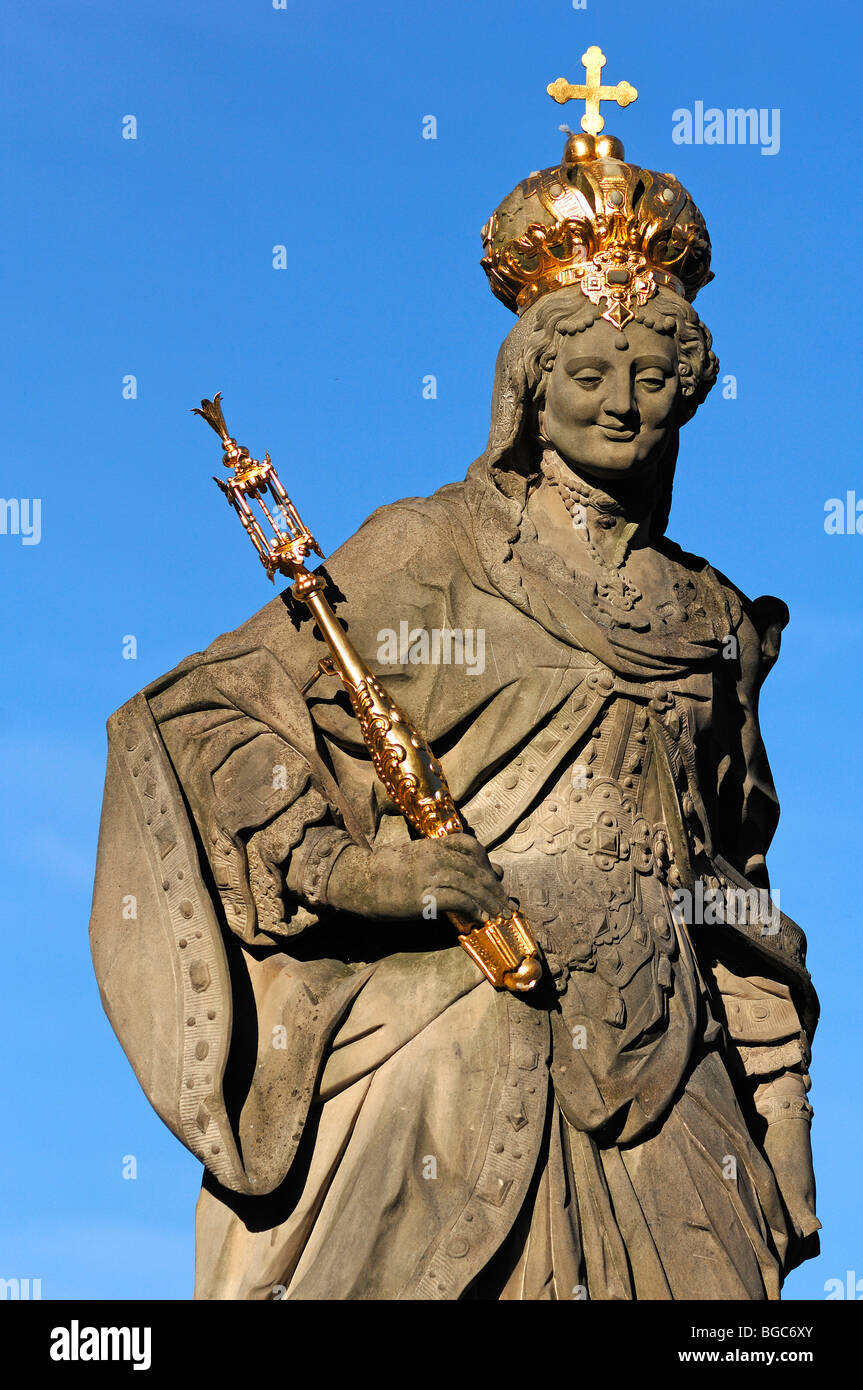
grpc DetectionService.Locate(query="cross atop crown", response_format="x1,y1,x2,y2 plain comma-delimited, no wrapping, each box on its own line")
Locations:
547,46,637,136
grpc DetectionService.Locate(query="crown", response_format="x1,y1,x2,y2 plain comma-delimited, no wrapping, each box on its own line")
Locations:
480,47,713,329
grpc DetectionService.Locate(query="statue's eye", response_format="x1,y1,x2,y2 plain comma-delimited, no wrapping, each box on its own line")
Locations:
636,372,668,391
571,371,603,389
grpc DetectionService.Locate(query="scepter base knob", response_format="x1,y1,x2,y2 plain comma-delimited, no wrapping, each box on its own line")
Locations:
503,957,544,992
454,909,543,993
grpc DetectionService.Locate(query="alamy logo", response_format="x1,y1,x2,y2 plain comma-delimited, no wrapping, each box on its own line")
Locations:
0,498,41,545
672,103,780,156
50,1321,151,1371
824,492,863,534
0,1277,41,1299
377,622,485,676
672,881,780,933
825,1271,863,1300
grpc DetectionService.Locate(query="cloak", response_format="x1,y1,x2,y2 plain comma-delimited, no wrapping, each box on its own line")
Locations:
89,314,817,1298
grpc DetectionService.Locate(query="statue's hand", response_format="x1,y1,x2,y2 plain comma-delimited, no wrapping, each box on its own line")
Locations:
326,834,510,923
762,1116,821,1271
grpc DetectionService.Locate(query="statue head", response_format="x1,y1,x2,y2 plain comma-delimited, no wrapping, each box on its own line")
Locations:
476,67,719,535
478,284,718,536
525,284,719,479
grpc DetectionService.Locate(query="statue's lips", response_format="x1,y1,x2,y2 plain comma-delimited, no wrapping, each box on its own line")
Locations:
598,426,637,442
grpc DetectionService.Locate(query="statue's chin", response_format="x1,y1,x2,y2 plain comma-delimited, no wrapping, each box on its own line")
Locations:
550,431,677,486
554,450,659,484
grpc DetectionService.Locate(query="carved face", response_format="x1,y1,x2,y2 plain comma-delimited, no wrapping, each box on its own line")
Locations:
539,317,680,479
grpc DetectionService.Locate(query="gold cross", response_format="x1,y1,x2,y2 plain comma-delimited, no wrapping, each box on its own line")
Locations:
547,46,637,137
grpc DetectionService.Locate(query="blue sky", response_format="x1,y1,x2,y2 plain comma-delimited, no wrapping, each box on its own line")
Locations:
1,0,860,1300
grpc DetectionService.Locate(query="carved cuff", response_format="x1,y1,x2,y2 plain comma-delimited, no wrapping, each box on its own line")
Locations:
736,1035,808,1080
754,1072,814,1127
285,825,357,908
240,787,332,939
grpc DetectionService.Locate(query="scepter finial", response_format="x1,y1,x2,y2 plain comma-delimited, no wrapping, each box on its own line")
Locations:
191,392,231,443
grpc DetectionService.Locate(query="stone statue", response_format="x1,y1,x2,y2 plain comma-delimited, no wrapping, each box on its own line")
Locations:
90,51,819,1299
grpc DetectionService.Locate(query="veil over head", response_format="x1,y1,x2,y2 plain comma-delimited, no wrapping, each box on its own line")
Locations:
452,287,730,680
468,286,681,538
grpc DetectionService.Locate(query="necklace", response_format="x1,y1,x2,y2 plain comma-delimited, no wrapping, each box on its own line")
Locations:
540,451,643,613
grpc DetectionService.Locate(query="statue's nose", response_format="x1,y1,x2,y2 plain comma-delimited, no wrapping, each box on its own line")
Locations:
603,371,636,419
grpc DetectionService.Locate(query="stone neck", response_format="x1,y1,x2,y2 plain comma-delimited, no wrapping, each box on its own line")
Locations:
537,448,657,568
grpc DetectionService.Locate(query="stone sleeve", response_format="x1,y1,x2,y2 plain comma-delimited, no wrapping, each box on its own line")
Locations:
711,957,814,1126
151,674,362,945
243,791,350,938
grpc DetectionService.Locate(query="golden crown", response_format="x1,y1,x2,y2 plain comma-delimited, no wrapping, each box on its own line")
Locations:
481,47,713,329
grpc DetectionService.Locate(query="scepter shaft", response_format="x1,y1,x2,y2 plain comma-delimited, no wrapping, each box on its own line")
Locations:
193,393,542,993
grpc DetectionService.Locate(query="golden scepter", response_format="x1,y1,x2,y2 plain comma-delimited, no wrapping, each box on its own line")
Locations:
193,394,542,993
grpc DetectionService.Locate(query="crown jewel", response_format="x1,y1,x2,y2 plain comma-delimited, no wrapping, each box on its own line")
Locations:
481,48,713,328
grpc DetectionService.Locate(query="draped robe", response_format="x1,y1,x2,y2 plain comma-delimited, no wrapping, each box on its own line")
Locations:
90,313,818,1299
90,451,818,1299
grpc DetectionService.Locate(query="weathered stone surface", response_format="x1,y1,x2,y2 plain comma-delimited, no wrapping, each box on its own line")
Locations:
90,284,818,1299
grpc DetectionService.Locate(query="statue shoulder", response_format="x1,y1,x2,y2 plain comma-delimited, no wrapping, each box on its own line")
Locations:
350,484,469,547
326,485,473,583
708,564,790,682
111,486,476,718
659,538,789,681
